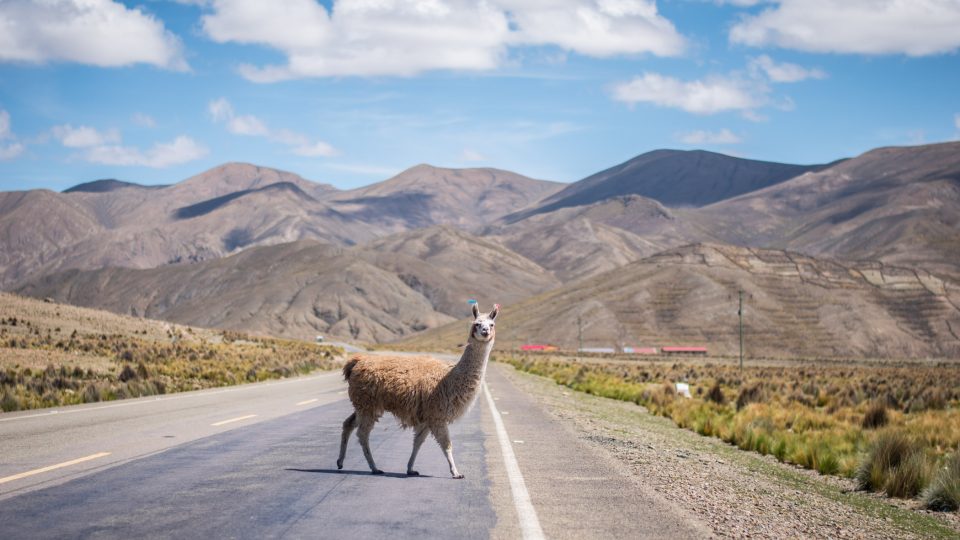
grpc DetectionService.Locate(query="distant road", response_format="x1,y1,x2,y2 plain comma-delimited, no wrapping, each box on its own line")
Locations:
0,361,706,539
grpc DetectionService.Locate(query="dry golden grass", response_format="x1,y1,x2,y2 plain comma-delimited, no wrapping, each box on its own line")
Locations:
0,293,344,412
501,353,960,504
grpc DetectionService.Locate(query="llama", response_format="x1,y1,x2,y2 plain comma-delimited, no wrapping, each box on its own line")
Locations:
336,302,499,478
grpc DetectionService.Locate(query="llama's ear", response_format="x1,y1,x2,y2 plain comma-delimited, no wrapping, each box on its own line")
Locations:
472,303,480,318
489,304,500,319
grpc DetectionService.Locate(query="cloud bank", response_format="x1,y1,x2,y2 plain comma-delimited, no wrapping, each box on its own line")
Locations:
731,0,960,56
0,0,187,69
200,0,686,81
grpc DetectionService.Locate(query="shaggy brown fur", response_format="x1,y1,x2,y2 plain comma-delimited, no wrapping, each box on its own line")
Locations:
336,303,498,478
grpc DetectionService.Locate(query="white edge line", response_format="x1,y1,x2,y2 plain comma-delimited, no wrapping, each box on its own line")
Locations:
0,452,112,485
483,383,545,540
297,399,319,406
211,414,257,427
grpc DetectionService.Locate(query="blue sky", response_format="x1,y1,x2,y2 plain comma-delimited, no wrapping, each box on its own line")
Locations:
1,0,959,192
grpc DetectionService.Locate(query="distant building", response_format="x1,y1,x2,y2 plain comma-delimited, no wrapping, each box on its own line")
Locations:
520,344,558,352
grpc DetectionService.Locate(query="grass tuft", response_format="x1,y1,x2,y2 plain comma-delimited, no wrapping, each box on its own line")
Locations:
856,431,930,498
923,451,960,511
862,401,889,429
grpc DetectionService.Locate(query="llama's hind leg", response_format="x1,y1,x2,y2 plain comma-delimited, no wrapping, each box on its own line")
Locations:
356,415,383,475
431,424,463,479
336,412,357,470
406,424,429,476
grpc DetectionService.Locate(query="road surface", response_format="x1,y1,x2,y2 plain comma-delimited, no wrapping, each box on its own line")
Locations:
0,361,706,539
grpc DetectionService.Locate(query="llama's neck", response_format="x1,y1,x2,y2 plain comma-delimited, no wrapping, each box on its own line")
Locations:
456,338,493,376
444,338,493,399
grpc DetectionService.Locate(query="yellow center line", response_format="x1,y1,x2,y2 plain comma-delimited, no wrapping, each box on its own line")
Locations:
211,414,257,427
296,399,319,406
0,452,112,485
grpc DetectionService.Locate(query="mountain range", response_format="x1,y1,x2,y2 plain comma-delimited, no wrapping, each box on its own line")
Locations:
5,141,960,359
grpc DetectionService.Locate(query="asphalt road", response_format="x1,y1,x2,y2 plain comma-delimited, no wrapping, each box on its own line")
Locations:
0,362,706,539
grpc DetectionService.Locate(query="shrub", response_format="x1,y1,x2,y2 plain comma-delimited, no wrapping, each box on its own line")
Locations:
118,364,138,382
706,382,726,405
1,391,19,412
856,431,930,498
923,451,960,511
736,383,765,411
885,452,930,498
862,401,888,429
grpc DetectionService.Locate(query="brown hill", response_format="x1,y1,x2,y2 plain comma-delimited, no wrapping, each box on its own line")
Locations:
322,164,564,232
399,244,960,360
358,226,560,314
0,189,105,286
490,194,714,282
505,149,822,223
0,163,563,289
694,142,960,281
16,228,558,343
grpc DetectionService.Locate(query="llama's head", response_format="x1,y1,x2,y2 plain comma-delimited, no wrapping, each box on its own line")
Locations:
469,303,499,343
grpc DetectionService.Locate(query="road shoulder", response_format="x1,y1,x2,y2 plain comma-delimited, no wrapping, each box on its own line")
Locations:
484,363,711,539
497,362,960,539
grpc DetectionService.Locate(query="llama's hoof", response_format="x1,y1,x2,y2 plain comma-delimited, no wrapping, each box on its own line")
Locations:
371,469,385,475
406,470,420,477
336,460,343,470
452,474,465,479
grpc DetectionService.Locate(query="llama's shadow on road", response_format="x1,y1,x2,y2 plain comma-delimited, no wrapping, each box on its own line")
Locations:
285,468,432,479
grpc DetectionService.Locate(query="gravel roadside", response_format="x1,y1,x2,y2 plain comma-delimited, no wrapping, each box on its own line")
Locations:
497,363,960,540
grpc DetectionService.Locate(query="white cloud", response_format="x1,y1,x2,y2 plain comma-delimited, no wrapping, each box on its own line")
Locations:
291,141,338,157
200,0,685,80
955,113,960,131
208,97,337,156
52,124,121,148
227,115,269,137
85,136,207,168
0,142,23,160
0,0,188,70
749,55,825,83
208,98,233,122
679,128,742,145
0,110,11,138
612,72,765,114
731,0,960,56
132,113,156,128
0,109,11,139
461,149,486,162
0,109,24,160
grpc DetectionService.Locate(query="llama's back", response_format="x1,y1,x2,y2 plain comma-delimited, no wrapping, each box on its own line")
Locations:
344,355,451,427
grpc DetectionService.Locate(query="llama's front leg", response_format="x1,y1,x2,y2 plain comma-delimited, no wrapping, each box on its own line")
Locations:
431,424,463,479
406,424,430,476
356,415,383,475
336,412,357,470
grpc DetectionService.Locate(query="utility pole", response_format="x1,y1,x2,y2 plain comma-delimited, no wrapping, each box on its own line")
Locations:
738,289,744,372
577,315,583,358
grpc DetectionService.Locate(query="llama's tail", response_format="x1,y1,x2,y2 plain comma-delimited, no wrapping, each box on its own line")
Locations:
342,357,360,381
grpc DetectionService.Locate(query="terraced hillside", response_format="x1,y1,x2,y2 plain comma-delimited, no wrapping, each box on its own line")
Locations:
399,244,960,360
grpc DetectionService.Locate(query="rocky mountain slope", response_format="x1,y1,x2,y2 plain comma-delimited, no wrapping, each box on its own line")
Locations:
16,227,560,343
319,164,564,232
505,149,823,222
400,243,960,359
5,142,960,358
0,163,561,288
694,141,960,281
